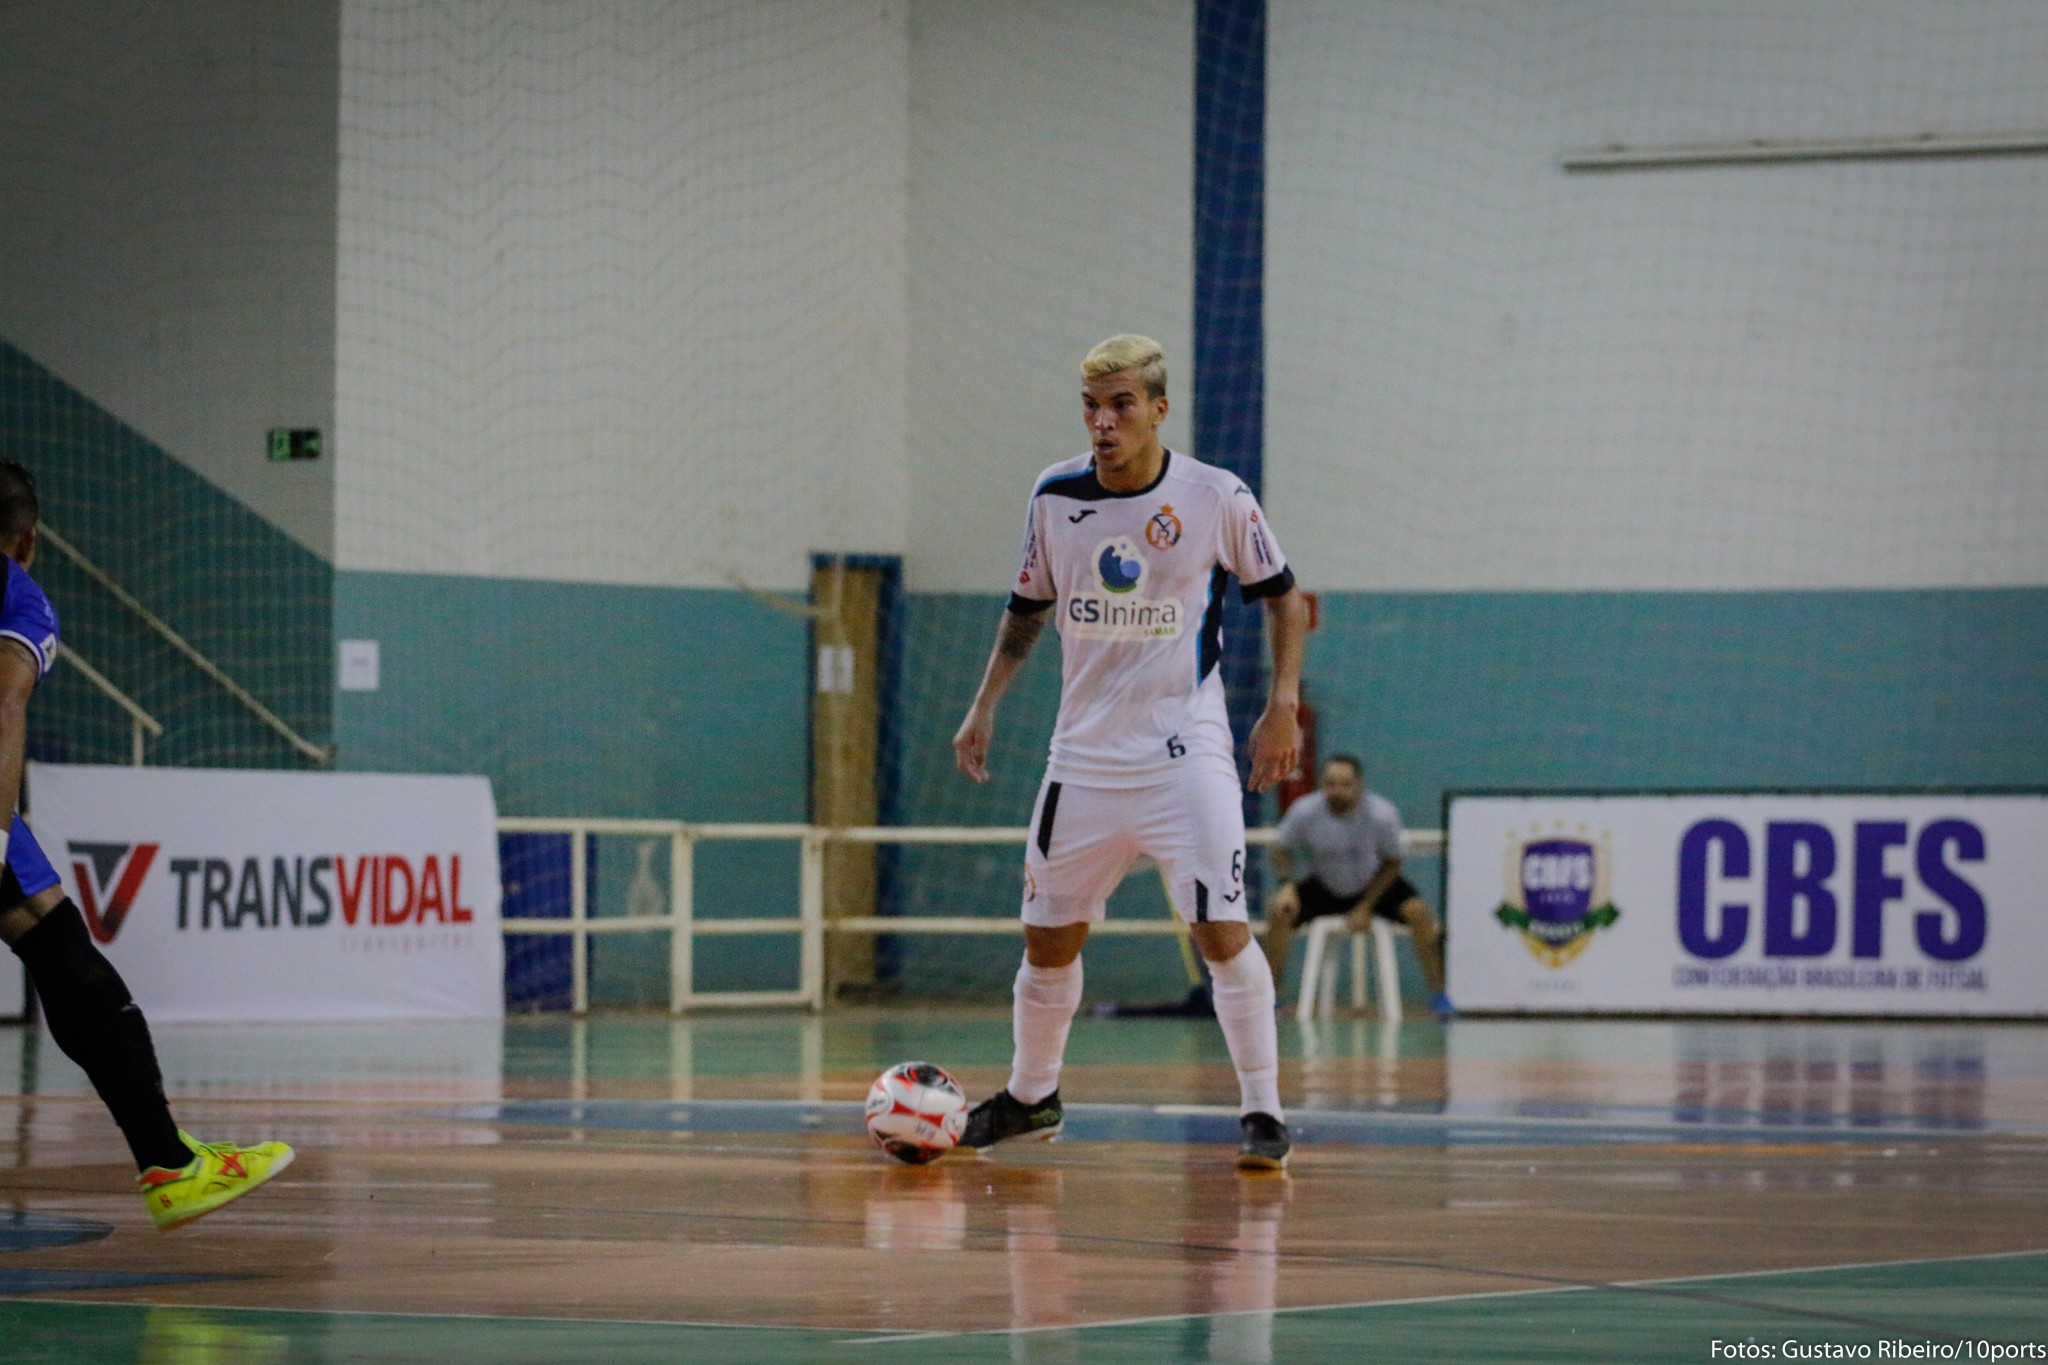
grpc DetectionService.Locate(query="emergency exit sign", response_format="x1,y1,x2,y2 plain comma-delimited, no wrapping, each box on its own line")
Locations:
268,428,322,461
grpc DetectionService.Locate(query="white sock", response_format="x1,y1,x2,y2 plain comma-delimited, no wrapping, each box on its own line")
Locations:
1007,957,1083,1103
1209,942,1284,1120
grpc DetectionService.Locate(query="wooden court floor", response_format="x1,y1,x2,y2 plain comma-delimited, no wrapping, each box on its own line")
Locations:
1,1009,2044,1362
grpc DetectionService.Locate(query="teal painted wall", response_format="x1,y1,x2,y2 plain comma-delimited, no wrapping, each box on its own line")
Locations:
1306,589,2048,835
334,571,811,999
884,585,2048,1003
0,341,332,771
1297,588,2048,1002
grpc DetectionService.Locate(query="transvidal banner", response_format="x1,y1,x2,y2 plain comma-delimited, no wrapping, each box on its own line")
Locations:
1446,793,2048,1017
24,764,504,1023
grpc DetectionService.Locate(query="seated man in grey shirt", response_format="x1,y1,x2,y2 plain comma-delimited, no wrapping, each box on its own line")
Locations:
1263,754,1454,1019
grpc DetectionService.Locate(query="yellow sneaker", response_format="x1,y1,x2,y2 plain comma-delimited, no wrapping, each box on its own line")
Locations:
136,1131,295,1232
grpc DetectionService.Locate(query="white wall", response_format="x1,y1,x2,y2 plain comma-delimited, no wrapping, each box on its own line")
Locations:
35,1,2031,599
904,0,1195,594
1268,0,2048,592
0,2,338,558
337,1,908,590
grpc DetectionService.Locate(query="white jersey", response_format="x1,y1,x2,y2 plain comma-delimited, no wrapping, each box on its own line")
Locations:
1010,449,1294,788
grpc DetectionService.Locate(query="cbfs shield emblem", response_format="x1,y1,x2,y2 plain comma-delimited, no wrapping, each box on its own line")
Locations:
1495,832,1621,968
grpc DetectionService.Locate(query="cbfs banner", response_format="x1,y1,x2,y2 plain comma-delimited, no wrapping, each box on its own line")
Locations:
1446,793,2048,1017
24,764,503,1023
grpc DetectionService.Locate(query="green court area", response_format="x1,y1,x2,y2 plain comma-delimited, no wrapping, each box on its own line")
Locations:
4,1251,2041,1364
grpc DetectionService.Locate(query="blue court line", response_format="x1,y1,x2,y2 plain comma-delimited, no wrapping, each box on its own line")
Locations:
440,1099,2007,1146
0,1269,239,1297
0,1214,114,1255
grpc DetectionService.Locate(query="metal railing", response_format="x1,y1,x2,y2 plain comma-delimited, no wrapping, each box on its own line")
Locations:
495,819,1446,1014
56,646,162,765
39,524,333,765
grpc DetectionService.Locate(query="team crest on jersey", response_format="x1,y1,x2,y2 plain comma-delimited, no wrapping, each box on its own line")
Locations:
1494,828,1622,969
1145,505,1182,550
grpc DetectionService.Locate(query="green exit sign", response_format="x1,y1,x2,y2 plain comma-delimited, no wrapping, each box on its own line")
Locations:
268,428,322,462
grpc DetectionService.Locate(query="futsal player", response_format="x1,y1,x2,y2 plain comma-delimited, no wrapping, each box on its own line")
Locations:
951,335,1308,1169
0,461,294,1230
1262,753,1455,1019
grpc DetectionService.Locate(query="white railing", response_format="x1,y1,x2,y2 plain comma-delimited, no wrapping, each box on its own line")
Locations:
495,819,1446,1014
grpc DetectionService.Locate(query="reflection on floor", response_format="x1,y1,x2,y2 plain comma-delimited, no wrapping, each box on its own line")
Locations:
1,1011,2045,1362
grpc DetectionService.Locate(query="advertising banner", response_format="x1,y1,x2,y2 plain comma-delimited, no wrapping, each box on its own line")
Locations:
1447,793,2048,1017
25,764,504,1023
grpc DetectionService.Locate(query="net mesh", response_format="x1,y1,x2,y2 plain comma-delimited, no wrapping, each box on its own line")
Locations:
0,343,333,776
1265,3,2048,599
1258,0,2048,914
15,4,2043,1015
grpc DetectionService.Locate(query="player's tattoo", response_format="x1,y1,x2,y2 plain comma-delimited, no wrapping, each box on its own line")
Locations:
995,609,1046,661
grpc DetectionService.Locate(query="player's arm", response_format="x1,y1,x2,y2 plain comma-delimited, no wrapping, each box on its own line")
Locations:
1246,586,1307,792
951,603,1050,782
1356,808,1406,904
0,639,39,864
1355,856,1403,907
1266,843,1300,911
1268,844,1296,883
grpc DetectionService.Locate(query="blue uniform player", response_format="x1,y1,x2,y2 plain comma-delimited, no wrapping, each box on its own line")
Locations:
0,539,63,905
0,461,293,1230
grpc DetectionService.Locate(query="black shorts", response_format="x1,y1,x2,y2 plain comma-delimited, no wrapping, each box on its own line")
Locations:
1293,874,1421,926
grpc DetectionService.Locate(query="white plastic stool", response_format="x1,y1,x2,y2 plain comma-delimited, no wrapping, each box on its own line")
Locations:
1295,916,1407,1023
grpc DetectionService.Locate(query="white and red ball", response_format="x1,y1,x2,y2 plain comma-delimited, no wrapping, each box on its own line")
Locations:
864,1061,969,1164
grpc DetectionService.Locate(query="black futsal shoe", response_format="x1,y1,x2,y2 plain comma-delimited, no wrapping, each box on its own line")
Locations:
957,1088,1064,1150
1236,1112,1291,1171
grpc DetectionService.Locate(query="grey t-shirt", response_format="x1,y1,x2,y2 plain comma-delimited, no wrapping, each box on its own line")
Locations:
1274,791,1404,899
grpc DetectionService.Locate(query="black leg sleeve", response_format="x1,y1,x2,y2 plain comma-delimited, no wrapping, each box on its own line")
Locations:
10,902,189,1172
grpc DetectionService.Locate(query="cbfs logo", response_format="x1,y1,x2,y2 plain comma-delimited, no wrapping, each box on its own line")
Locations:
1495,829,1622,968
68,842,161,945
1677,817,1984,962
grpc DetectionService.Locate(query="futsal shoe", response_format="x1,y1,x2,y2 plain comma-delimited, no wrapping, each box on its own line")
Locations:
1430,991,1457,1021
137,1131,295,1232
1236,1112,1291,1171
957,1089,1064,1151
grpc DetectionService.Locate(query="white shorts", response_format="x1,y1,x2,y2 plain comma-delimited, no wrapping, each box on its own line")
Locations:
1021,767,1249,928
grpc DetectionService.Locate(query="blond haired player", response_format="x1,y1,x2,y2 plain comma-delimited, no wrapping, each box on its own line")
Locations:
952,335,1308,1169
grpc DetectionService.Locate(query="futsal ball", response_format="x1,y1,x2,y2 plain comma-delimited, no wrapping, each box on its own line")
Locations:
864,1061,969,1164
